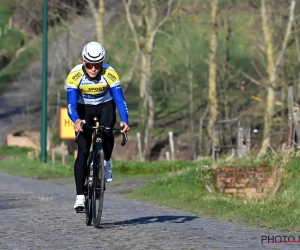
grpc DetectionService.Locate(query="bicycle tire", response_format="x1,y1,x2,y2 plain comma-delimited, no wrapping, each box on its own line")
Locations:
92,150,105,228
85,182,92,226
85,152,93,226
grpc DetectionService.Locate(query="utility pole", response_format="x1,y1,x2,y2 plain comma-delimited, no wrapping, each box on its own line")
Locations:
41,0,48,162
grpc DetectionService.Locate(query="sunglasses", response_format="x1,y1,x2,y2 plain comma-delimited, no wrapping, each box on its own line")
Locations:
85,62,101,70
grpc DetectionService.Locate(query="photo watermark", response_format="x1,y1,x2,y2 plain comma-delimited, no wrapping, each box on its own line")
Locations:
261,235,300,244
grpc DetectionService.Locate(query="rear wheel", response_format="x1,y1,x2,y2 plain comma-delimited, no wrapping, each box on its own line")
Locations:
92,150,105,228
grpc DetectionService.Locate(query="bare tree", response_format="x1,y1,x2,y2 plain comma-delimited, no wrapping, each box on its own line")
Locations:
258,0,295,157
86,0,105,45
122,0,175,160
207,0,219,141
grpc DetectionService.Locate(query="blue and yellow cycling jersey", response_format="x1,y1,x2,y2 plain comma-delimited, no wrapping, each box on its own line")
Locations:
65,63,129,124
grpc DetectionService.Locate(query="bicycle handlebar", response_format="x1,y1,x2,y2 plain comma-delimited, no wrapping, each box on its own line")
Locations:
74,123,128,146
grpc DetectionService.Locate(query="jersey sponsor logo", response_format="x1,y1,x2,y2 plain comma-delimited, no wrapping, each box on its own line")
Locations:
123,101,129,113
80,78,104,86
107,72,117,81
68,104,72,114
88,86,107,92
72,72,81,81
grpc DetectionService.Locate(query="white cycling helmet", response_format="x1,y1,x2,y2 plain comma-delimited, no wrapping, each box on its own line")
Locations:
82,42,105,63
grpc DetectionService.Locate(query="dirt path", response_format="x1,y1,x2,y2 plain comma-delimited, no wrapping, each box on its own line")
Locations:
0,172,298,250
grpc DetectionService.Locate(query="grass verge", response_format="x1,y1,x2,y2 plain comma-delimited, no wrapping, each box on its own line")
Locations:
0,146,74,179
0,146,197,179
127,150,300,233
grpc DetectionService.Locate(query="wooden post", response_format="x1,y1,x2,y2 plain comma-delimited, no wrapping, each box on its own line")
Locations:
62,152,65,165
136,132,143,161
168,131,175,161
0,27,2,38
52,149,55,164
165,151,170,161
212,129,219,161
191,138,196,161
292,105,300,148
8,18,12,29
61,141,65,165
237,127,251,158
288,86,294,148
35,148,40,159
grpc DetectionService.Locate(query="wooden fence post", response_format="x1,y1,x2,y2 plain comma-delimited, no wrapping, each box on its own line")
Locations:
136,132,143,161
8,18,12,30
212,129,220,162
165,151,170,161
237,127,250,157
292,106,300,148
288,86,294,148
52,149,55,164
35,148,40,159
168,131,175,161
61,142,65,165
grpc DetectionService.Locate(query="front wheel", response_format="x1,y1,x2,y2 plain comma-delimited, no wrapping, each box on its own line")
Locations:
85,183,92,226
92,150,105,228
85,152,93,226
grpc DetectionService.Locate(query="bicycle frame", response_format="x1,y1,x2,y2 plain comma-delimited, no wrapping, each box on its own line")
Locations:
74,116,127,227
90,118,103,165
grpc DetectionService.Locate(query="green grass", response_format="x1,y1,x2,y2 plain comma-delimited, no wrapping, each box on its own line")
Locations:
0,27,24,53
127,151,300,233
0,4,12,28
0,4,23,56
0,146,74,179
112,159,210,177
0,146,203,179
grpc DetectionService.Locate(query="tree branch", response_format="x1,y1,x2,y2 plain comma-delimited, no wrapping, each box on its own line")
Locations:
86,0,98,21
152,0,174,35
122,0,140,52
239,69,261,86
273,0,296,75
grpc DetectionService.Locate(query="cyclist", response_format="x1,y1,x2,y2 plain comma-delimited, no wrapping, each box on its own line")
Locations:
65,41,130,210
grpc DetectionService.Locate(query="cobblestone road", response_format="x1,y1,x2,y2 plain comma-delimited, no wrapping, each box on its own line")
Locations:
0,172,299,250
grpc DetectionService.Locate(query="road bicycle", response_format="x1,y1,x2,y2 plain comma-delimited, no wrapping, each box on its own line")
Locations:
75,117,127,228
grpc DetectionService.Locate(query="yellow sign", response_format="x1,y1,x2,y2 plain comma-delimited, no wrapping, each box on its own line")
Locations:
60,107,75,139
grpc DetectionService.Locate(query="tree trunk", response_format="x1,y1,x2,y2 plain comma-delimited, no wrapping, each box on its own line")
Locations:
96,0,105,44
258,0,295,157
87,0,105,45
207,0,219,140
258,0,276,156
187,70,196,159
144,37,154,128
122,0,175,160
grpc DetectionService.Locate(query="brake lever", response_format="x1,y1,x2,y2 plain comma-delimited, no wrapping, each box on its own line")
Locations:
120,126,128,146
